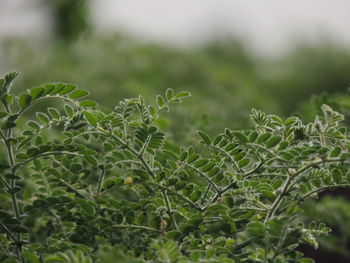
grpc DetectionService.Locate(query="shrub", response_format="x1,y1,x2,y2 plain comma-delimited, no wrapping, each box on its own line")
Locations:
0,72,350,263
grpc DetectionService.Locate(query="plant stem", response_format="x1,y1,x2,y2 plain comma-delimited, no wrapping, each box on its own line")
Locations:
161,191,178,230
49,158,89,199
149,181,202,211
2,103,23,263
180,162,220,193
96,168,106,199
264,175,292,223
100,127,180,229
300,184,350,201
114,224,162,232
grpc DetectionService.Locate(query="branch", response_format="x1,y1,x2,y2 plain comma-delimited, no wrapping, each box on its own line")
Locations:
209,145,242,173
49,158,89,200
114,224,162,232
149,181,202,211
264,175,292,223
180,162,220,193
13,151,81,171
17,95,81,118
96,168,106,199
0,219,20,245
300,184,350,202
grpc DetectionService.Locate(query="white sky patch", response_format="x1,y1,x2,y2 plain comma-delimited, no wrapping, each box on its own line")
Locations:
1,0,350,55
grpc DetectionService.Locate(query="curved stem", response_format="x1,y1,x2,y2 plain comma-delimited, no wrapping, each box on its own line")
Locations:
13,151,81,171
96,168,106,199
2,102,23,262
180,162,220,193
300,184,350,201
114,224,162,232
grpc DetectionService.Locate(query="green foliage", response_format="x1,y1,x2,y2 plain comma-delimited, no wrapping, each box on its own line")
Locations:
1,73,350,262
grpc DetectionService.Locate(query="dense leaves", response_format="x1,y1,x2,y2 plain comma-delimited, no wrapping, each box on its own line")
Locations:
0,73,350,262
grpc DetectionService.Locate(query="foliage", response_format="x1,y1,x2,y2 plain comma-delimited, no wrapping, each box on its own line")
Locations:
296,92,350,260
303,196,350,258
4,37,350,143
1,73,350,262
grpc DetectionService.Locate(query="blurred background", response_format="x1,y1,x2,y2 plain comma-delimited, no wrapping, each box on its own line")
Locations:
1,0,350,261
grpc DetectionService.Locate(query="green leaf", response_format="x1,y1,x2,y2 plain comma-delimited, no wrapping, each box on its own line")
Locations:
249,131,258,142
69,89,89,99
30,87,45,100
2,94,14,106
1,121,16,130
22,251,39,263
148,126,158,134
0,112,7,119
84,155,98,165
80,100,97,107
48,107,61,119
197,130,212,145
0,163,11,170
201,162,216,172
257,133,271,143
18,93,32,109
175,91,191,99
299,258,315,263
42,84,55,95
238,158,250,168
149,105,156,117
179,152,188,161
81,149,97,155
27,147,40,157
166,88,174,100
36,112,50,124
194,159,209,168
284,117,299,126
83,111,97,127
332,170,342,184
266,135,282,148
27,120,41,130
64,104,74,117
50,83,66,95
58,84,76,95
0,72,19,96
329,146,341,158
156,95,165,108
232,131,248,143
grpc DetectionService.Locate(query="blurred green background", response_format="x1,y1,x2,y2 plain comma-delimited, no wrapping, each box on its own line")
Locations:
1,0,350,262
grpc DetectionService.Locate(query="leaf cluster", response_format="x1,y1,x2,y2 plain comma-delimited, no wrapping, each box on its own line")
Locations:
0,73,350,263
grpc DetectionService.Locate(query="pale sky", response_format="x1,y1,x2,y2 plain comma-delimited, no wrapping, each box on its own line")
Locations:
1,0,350,55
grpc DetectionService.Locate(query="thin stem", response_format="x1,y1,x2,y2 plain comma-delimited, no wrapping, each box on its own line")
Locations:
149,99,174,124
180,162,220,193
161,191,178,230
138,155,178,229
149,181,202,211
264,175,292,223
139,134,151,157
200,185,211,204
0,176,11,191
300,184,350,201
49,159,89,200
0,130,6,142
99,127,181,228
96,168,106,199
0,219,22,261
5,141,21,224
114,224,162,232
0,219,19,245
2,102,23,263
209,145,242,173
17,95,81,117
13,151,81,171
